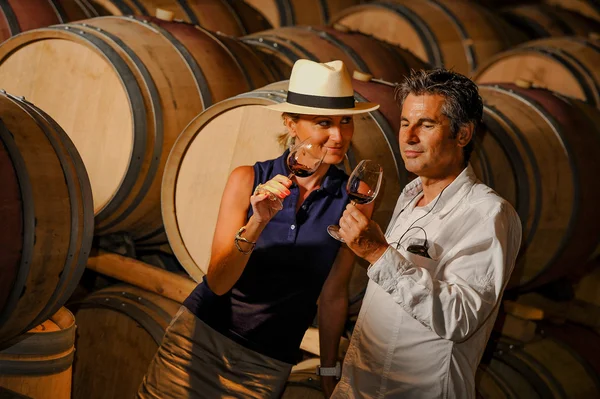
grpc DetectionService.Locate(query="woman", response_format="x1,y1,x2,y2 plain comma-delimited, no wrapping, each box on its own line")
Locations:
137,59,379,399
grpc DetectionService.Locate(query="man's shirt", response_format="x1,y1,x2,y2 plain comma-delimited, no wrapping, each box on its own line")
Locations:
333,165,522,399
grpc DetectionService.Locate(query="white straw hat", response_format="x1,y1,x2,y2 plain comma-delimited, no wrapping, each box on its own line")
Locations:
265,59,380,115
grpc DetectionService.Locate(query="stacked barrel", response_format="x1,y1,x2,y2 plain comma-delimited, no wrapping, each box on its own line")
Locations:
0,1,599,398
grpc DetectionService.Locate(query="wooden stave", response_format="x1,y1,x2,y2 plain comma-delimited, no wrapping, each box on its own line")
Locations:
87,0,131,15
227,0,273,34
243,25,428,86
202,30,279,93
243,0,361,27
88,0,245,36
474,84,600,290
329,0,526,75
0,92,93,347
139,17,276,102
0,307,76,399
0,0,63,41
473,37,600,108
51,0,101,22
501,4,600,40
544,0,600,23
70,285,180,399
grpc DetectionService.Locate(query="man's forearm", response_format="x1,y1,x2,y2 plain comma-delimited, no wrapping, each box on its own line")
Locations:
364,242,390,265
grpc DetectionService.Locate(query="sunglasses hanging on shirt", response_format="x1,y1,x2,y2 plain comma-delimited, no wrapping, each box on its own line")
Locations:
391,185,450,259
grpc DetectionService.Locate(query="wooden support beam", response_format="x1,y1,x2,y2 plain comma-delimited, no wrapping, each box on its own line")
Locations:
504,300,544,320
86,249,197,303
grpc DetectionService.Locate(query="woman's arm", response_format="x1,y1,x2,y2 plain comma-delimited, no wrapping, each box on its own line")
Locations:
206,166,291,295
318,201,375,397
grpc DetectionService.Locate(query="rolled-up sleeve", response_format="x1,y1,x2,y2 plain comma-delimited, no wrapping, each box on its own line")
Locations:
367,203,522,342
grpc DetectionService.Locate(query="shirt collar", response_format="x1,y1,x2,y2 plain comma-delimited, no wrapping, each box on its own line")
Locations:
399,164,477,218
277,149,345,196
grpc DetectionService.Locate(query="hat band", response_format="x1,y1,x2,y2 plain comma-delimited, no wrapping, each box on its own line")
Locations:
286,91,355,109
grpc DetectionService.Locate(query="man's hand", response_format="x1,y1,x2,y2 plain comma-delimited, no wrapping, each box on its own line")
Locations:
338,203,389,264
320,376,338,398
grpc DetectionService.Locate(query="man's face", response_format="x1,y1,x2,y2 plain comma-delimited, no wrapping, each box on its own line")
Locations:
399,93,464,179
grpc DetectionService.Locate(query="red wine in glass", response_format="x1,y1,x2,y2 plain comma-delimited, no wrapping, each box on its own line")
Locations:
347,192,373,205
287,154,315,178
327,160,383,242
256,138,327,206
285,139,328,178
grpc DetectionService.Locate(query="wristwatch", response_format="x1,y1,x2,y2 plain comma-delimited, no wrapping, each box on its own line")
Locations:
316,361,341,379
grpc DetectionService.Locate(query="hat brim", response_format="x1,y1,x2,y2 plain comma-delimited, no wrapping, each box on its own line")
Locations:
265,101,380,116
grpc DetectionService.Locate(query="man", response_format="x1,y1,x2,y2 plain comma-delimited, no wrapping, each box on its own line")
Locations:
331,69,522,398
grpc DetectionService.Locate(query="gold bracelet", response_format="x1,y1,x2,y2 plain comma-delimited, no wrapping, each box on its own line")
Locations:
234,226,256,255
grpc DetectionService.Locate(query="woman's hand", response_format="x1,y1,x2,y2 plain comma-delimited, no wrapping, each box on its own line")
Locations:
250,174,292,224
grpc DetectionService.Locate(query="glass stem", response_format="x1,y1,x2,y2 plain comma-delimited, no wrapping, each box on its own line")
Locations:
287,172,295,179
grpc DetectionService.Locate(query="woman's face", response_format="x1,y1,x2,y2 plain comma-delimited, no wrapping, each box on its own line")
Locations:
286,114,354,165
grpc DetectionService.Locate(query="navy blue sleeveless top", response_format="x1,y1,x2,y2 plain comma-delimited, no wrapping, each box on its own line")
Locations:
184,150,349,364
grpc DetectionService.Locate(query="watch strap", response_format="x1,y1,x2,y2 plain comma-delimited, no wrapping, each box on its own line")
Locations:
316,361,341,378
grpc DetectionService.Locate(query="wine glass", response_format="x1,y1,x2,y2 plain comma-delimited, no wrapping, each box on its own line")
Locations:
327,160,383,242
285,138,328,179
257,138,328,206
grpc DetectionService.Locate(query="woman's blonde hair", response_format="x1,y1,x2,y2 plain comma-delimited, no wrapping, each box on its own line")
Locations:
277,112,300,150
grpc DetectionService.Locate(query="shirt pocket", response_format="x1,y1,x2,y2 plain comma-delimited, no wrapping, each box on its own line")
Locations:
404,249,440,274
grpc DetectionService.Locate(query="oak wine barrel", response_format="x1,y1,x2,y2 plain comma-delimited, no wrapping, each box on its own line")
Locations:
1,0,63,42
478,0,538,8
501,4,600,40
243,0,362,27
0,0,101,42
52,0,101,21
575,264,600,308
0,308,75,399
242,25,428,82
472,84,600,290
476,324,600,398
474,37,600,108
70,285,180,399
227,0,273,34
329,0,526,75
0,92,93,347
0,386,33,398
145,17,277,118
88,0,247,35
544,0,600,23
0,16,276,247
161,78,406,309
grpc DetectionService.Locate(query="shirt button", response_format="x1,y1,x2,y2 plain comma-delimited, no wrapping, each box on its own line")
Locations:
290,224,296,230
